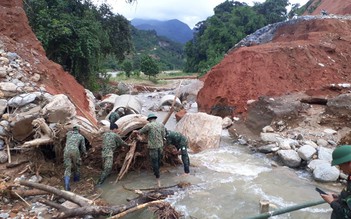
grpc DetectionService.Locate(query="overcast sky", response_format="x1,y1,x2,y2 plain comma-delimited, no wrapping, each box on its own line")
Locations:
93,0,309,28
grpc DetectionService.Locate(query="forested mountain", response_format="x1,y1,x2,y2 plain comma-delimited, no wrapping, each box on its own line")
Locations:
184,0,290,75
24,0,133,88
23,0,293,86
131,18,193,44
131,27,185,70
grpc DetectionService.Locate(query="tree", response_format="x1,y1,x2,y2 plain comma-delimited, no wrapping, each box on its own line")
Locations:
122,61,133,78
253,0,289,24
184,3,265,75
24,0,132,90
140,55,159,79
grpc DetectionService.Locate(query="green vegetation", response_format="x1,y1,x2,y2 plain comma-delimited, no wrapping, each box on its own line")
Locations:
24,0,132,90
131,27,185,71
140,55,160,79
110,70,194,86
121,61,133,78
24,0,304,87
184,0,289,76
289,0,318,16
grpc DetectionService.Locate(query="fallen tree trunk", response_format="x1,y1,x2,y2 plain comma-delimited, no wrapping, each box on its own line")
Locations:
6,160,29,168
18,180,181,219
108,200,163,219
21,118,54,148
10,189,48,198
22,137,53,148
19,180,91,207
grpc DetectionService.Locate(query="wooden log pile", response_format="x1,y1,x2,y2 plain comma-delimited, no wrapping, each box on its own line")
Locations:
2,180,186,218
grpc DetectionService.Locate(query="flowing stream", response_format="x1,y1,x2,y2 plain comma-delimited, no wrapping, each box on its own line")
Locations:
100,89,337,219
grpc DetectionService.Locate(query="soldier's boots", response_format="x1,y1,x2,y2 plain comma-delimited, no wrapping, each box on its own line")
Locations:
64,176,70,191
73,173,80,182
96,176,106,186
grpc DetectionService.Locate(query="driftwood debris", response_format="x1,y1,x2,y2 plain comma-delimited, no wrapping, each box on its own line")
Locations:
300,97,328,105
115,140,137,183
18,180,181,219
163,80,182,125
22,118,54,148
6,160,29,168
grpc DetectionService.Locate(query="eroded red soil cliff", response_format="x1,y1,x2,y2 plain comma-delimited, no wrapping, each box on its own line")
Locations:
303,0,351,16
197,17,351,116
0,0,96,124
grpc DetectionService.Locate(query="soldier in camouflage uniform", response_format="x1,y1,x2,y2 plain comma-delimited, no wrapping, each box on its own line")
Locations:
134,113,166,187
321,145,351,218
97,123,128,185
108,111,120,125
165,130,190,174
63,126,86,191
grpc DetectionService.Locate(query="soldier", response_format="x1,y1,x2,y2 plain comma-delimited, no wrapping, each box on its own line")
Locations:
165,130,190,174
133,113,166,187
108,111,120,125
63,126,86,191
108,108,125,125
97,123,129,185
320,145,351,218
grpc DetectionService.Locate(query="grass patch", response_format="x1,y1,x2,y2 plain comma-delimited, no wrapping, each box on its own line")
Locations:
110,70,198,86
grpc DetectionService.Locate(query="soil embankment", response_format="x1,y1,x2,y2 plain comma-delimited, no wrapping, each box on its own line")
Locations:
197,16,351,117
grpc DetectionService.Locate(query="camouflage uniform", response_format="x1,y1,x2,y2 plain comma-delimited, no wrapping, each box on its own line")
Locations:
63,130,86,178
139,120,166,178
330,175,351,219
166,130,190,173
108,111,120,124
98,131,128,184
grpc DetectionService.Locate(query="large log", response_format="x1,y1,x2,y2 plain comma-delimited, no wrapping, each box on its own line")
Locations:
116,114,148,137
19,180,91,207
18,180,180,219
22,137,53,148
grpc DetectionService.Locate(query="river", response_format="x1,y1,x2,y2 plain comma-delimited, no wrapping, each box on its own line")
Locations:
100,88,335,219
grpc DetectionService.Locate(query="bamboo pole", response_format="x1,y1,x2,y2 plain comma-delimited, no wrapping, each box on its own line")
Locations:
245,199,326,219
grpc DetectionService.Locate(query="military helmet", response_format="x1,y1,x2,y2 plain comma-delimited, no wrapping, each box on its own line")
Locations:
147,113,157,121
73,125,79,131
332,145,351,166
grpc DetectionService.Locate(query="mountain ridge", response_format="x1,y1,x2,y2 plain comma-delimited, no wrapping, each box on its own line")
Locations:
131,18,193,44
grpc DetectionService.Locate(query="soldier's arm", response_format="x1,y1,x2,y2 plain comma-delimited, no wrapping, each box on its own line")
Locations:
80,136,87,156
115,135,129,148
141,123,152,134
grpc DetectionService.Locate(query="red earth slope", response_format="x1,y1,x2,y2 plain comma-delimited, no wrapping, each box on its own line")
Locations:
303,0,351,16
0,0,96,125
197,17,351,117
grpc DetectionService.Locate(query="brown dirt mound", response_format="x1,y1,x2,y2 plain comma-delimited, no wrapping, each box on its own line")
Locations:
197,18,351,117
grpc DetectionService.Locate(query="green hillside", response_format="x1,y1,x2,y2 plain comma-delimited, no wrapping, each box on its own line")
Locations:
131,27,186,70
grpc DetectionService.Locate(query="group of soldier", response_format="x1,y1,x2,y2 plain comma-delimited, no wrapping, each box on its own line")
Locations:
62,110,190,190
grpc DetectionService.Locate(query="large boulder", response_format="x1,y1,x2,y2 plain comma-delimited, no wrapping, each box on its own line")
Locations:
41,94,76,123
175,112,222,153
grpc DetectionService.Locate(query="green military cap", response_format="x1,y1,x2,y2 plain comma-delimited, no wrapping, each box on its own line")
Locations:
147,113,157,121
332,145,351,166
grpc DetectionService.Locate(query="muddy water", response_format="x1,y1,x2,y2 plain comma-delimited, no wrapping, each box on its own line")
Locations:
100,91,335,219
